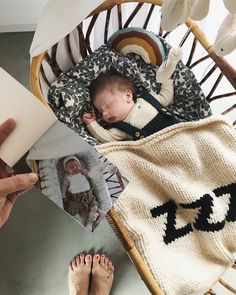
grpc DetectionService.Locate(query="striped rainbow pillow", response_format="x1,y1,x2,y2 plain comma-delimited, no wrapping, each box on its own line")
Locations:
108,27,166,66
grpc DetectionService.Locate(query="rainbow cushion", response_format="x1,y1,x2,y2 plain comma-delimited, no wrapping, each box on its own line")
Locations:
108,27,166,66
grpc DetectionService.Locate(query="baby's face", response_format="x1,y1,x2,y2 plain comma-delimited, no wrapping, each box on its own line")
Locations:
90,205,98,212
66,160,81,175
94,86,135,123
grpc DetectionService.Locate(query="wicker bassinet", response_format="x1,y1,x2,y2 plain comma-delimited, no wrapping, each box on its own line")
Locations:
30,1,236,294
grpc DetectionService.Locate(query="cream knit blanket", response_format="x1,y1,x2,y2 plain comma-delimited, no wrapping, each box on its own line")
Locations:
97,116,236,295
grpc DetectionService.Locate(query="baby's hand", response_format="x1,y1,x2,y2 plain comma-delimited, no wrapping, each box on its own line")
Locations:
82,112,96,125
168,47,183,63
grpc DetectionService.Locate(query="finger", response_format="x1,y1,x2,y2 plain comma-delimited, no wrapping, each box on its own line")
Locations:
0,118,16,145
7,186,33,204
0,160,9,178
0,173,38,196
0,198,14,227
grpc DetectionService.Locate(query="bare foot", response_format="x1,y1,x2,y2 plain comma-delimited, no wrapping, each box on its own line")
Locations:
68,253,92,295
90,254,114,295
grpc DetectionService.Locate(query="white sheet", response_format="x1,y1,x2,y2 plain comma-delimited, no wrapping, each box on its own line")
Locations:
30,0,104,57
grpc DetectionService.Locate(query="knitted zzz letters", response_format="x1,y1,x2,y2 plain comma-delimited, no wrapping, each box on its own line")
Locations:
151,182,236,244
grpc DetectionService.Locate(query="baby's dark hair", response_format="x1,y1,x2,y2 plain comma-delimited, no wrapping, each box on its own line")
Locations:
90,68,136,102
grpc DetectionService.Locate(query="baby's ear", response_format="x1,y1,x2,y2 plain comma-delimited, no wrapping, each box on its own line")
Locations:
126,88,133,102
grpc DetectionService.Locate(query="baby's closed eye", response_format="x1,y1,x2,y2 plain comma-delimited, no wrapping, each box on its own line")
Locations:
106,102,113,109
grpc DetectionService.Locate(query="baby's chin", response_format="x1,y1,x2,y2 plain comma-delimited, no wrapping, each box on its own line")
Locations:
71,170,81,174
104,116,119,123
105,114,128,123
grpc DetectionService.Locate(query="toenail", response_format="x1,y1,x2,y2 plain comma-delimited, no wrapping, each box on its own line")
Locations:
105,257,109,260
94,254,99,259
87,255,91,260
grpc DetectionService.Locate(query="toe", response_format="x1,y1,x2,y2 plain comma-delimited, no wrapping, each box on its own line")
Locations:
85,254,92,266
75,255,80,266
71,258,76,269
100,254,106,266
68,262,73,271
104,256,109,268
80,253,85,265
93,254,100,266
108,261,115,274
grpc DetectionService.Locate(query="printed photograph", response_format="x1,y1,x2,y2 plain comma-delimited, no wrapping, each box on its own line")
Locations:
28,121,128,232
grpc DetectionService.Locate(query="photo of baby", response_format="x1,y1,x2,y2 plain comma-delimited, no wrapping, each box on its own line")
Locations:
27,121,128,232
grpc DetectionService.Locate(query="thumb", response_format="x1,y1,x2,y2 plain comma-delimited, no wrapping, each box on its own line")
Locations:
0,118,16,145
0,173,38,196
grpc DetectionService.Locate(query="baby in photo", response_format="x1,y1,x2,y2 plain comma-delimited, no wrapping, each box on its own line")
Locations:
62,155,99,231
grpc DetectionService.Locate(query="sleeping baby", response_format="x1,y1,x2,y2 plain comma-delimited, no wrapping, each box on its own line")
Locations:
82,48,182,142
62,155,99,231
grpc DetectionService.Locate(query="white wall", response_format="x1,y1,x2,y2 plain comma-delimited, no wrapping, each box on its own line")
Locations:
0,0,47,32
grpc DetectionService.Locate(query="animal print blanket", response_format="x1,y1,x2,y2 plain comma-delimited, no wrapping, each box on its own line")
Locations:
48,43,211,146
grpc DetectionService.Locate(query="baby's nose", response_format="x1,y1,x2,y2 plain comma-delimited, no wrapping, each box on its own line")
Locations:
103,110,108,118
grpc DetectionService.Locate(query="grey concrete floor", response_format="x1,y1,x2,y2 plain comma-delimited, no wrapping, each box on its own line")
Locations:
0,32,150,295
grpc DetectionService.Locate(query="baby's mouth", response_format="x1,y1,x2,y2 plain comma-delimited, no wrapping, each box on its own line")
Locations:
72,170,80,174
107,116,115,122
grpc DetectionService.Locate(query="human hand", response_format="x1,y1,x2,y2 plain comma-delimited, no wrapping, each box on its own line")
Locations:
82,112,96,125
88,206,99,221
167,47,183,63
0,118,38,228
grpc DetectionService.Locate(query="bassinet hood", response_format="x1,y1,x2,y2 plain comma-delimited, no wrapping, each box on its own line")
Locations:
30,0,104,57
